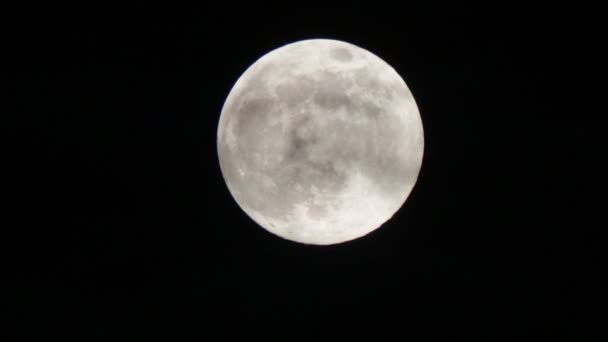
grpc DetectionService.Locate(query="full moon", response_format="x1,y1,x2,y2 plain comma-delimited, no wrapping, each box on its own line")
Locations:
217,39,424,245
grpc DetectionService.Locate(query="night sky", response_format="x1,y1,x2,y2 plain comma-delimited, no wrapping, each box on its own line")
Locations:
7,3,604,339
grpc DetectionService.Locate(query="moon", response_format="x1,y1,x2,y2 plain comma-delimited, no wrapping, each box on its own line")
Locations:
217,39,424,245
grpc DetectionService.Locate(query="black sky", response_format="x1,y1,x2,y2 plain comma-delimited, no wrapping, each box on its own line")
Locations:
6,3,605,339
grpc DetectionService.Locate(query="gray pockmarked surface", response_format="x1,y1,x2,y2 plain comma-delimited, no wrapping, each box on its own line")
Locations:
217,39,424,245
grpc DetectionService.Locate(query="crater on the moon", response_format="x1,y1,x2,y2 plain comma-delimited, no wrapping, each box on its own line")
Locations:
330,47,354,62
217,39,424,245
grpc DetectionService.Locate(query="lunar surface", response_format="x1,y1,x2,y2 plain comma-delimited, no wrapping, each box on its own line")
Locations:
217,39,424,245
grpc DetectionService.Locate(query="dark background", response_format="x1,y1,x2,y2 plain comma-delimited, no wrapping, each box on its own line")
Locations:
6,3,604,339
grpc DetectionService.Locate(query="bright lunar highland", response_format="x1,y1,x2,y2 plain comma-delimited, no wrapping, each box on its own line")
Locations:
217,39,424,245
